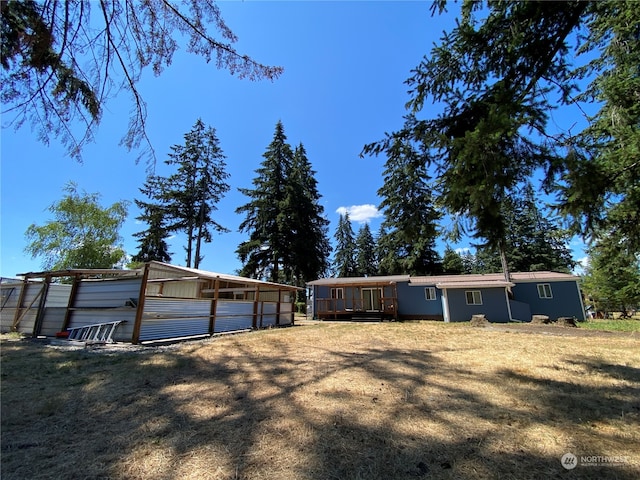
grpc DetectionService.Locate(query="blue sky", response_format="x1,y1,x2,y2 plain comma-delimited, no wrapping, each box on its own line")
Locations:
1,1,586,278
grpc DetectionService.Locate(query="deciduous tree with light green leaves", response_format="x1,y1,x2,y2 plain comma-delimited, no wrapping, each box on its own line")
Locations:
25,182,128,270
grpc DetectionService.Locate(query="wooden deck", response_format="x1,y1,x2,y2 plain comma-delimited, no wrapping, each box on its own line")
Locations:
315,297,398,321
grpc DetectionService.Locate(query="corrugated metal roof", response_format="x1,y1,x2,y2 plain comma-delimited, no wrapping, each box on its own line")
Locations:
307,275,410,286
147,261,301,290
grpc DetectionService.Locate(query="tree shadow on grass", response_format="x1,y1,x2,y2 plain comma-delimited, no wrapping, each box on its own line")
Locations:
1,336,639,480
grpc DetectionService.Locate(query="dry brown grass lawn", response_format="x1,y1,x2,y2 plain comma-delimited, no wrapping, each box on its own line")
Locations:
1,321,639,480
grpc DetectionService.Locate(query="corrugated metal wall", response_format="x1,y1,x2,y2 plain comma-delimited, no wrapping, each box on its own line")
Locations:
260,302,278,327
2,282,72,335
214,300,254,333
139,297,211,341
67,277,142,342
279,302,293,326
3,267,296,343
38,284,72,336
0,282,44,334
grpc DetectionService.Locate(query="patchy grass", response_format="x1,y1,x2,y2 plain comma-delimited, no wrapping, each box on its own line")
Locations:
2,321,639,480
580,319,640,333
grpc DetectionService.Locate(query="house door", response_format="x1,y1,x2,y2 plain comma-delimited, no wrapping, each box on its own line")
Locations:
362,288,382,311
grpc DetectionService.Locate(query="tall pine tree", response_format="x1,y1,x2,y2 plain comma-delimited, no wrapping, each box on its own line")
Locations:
131,176,172,264
332,213,357,277
134,119,230,268
474,184,575,273
236,121,294,282
364,1,639,275
376,138,442,275
582,231,640,315
284,143,331,286
355,223,377,277
237,124,330,284
442,246,465,274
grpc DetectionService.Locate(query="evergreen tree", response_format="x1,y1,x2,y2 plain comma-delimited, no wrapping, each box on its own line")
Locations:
1,1,282,162
375,224,392,275
363,1,639,268
556,1,640,254
164,119,230,268
442,246,465,274
461,251,478,274
376,138,442,275
355,223,377,277
332,213,357,277
284,143,331,285
582,232,640,315
134,119,230,268
131,175,172,264
475,184,575,273
237,121,294,282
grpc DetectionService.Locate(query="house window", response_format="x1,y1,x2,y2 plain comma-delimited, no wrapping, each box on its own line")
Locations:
331,288,343,299
465,290,483,305
425,287,437,301
537,283,553,299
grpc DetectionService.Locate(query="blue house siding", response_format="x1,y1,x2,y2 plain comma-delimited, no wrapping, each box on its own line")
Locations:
509,299,532,322
396,283,443,319
308,272,583,323
511,281,585,321
445,287,511,322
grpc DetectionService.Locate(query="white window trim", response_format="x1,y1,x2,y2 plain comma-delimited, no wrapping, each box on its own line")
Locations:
465,290,483,305
425,287,437,301
537,283,553,299
331,287,344,299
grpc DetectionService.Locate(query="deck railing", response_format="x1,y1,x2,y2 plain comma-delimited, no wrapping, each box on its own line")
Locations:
316,297,397,319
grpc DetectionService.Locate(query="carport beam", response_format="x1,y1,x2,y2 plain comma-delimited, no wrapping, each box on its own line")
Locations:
131,264,150,344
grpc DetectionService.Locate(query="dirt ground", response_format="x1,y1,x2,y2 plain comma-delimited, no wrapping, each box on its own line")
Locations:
483,322,640,339
2,320,639,480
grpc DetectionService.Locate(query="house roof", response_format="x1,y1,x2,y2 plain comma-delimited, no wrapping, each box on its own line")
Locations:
509,271,580,282
412,271,579,288
308,271,579,289
306,275,410,286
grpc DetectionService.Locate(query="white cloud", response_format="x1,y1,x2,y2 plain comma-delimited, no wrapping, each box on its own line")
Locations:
336,204,382,223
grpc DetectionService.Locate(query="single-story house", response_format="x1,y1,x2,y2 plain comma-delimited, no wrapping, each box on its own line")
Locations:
307,271,585,323
1,261,300,343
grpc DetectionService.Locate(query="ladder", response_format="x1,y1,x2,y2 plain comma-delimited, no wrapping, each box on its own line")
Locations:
67,320,126,344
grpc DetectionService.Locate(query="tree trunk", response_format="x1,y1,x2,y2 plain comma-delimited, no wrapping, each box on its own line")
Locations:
499,241,511,282
194,201,205,269
185,223,194,268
